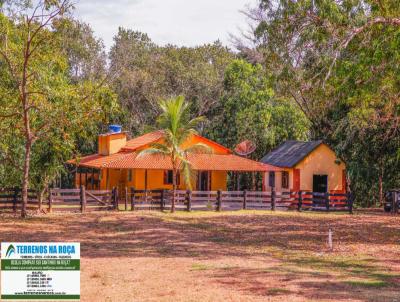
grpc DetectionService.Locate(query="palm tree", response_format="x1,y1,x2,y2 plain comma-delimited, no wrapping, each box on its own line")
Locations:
138,96,210,212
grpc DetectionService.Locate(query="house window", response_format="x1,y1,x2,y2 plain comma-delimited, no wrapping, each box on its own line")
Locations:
128,170,133,182
269,172,275,187
282,171,289,189
164,170,180,185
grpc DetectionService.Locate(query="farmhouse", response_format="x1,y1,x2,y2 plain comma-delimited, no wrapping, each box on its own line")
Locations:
261,141,346,193
68,126,280,195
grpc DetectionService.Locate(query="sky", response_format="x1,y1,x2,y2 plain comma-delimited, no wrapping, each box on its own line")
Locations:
74,0,257,50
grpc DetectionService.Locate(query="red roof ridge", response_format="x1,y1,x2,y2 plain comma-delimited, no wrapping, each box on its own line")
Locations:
122,130,232,153
67,151,132,168
192,133,232,153
122,130,164,151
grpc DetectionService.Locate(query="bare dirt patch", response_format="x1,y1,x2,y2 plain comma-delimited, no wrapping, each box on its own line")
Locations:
0,210,399,301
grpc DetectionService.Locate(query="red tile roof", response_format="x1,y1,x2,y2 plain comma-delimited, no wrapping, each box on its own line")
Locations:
122,130,232,153
122,130,164,151
67,152,131,168
68,130,282,172
69,152,281,172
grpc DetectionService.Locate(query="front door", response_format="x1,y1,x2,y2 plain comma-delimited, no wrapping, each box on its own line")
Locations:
198,171,210,191
313,175,328,193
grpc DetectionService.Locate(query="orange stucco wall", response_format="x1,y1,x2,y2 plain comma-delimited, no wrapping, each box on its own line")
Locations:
96,168,227,192
264,144,346,192
263,169,292,193
211,171,228,190
98,133,127,155
295,144,346,192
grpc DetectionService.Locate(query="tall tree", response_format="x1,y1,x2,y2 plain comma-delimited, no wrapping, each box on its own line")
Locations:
239,0,400,204
54,18,107,82
209,59,309,160
0,1,116,216
109,28,234,134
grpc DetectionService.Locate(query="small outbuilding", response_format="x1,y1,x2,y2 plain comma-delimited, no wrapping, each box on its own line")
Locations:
261,141,346,193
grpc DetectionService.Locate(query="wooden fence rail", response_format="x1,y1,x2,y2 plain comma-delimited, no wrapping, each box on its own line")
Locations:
48,186,117,212
0,187,117,213
0,188,39,212
120,188,354,213
0,186,356,214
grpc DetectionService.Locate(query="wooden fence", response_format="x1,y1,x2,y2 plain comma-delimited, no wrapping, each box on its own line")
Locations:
119,188,354,213
0,187,117,213
48,187,117,212
121,188,164,211
0,186,354,214
389,190,399,214
0,188,39,212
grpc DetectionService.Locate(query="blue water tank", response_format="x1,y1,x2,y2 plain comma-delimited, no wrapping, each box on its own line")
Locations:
108,125,122,133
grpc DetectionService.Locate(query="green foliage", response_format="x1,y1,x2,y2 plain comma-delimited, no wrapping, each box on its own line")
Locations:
248,0,400,204
0,6,118,192
209,59,309,160
54,18,107,82
109,28,234,135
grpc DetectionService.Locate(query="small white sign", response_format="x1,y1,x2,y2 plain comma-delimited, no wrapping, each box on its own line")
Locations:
1,242,80,300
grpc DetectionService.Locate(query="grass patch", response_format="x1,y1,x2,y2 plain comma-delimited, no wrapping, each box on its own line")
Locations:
219,265,238,270
266,264,328,277
191,263,213,271
262,247,398,287
344,280,389,288
267,287,292,296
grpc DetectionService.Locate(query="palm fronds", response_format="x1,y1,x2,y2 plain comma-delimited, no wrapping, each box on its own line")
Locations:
137,95,208,212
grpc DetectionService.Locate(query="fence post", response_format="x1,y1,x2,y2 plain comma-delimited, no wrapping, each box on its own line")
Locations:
48,188,53,213
392,191,398,215
160,190,165,211
298,191,303,212
243,189,247,210
217,190,222,212
80,185,86,213
271,187,276,211
37,190,42,212
124,187,128,211
186,190,192,212
112,187,118,210
13,187,18,213
130,187,135,211
347,192,353,214
325,192,330,212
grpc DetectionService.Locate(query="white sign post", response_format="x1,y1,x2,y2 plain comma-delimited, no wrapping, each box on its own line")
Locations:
1,242,80,300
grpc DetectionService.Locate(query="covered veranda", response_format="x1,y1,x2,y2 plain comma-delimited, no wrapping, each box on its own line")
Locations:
69,152,282,196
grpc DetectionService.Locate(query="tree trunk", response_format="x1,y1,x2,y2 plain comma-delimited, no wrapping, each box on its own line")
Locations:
378,165,384,207
171,168,176,213
21,139,31,218
21,29,32,218
38,186,47,212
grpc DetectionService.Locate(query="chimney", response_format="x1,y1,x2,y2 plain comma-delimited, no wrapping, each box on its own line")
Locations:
98,125,127,156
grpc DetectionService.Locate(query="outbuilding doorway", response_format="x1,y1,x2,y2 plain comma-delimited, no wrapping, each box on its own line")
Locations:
313,175,328,193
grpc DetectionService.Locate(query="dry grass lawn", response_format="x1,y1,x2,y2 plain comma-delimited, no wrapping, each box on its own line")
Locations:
0,210,399,302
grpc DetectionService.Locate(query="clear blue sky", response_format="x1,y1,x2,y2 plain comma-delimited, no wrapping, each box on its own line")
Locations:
74,0,257,49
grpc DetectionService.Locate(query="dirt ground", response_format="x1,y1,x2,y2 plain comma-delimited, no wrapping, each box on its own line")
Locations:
0,210,399,302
